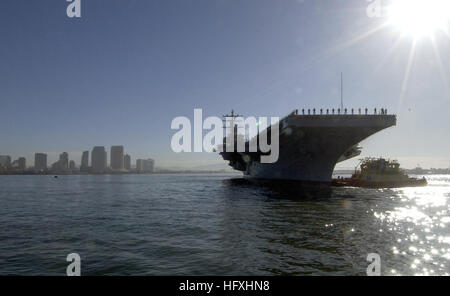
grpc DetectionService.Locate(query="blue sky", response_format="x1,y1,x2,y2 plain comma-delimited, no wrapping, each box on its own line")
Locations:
1,0,449,169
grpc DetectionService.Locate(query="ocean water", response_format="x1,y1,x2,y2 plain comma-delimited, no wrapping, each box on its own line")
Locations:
0,174,448,276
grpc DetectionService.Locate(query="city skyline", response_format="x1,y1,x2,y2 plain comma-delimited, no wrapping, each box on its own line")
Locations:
0,145,155,171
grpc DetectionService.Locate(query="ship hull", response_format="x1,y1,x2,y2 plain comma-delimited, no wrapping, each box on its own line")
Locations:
221,113,397,183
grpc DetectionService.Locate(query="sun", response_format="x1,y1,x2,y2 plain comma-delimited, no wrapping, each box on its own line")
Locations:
387,0,450,38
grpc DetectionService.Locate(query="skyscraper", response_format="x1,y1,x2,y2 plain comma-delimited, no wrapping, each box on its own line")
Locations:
110,146,124,170
91,146,107,173
34,153,47,171
136,159,143,172
136,159,155,173
18,157,26,170
80,151,89,172
124,154,131,171
69,160,76,170
143,159,155,173
0,155,11,170
59,152,69,170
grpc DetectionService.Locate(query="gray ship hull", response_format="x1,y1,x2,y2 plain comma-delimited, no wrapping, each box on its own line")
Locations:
220,113,396,183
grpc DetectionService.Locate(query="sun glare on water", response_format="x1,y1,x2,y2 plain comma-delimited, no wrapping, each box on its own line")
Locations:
387,0,450,38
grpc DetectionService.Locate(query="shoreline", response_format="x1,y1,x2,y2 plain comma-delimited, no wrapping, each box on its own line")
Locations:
0,170,239,176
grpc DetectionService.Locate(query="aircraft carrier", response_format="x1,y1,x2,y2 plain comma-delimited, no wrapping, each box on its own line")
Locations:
219,108,397,183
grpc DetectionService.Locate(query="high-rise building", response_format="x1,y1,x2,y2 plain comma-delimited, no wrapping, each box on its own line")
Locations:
50,152,70,172
136,159,155,173
91,146,107,173
110,146,124,170
143,159,155,173
124,154,131,171
69,160,76,170
34,153,47,171
0,155,11,170
136,159,143,172
18,157,26,170
59,152,69,170
80,151,89,171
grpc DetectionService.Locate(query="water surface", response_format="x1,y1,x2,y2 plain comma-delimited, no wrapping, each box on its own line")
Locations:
0,174,448,275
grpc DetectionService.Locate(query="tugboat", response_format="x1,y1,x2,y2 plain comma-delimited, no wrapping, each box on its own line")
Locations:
332,158,427,188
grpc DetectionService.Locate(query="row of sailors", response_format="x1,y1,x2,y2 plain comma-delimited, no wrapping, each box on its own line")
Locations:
294,108,388,115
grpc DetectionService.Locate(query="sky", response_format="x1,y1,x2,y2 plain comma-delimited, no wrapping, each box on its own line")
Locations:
0,0,449,169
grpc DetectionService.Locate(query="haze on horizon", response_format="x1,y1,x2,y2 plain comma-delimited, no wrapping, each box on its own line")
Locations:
0,0,449,170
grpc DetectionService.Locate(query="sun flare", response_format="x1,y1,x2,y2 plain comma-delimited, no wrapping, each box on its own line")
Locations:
387,0,450,38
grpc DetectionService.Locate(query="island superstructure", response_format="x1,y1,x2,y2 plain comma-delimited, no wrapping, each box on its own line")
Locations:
220,108,396,183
